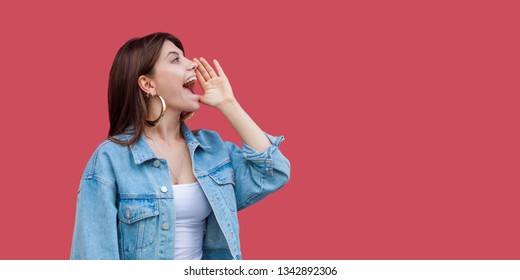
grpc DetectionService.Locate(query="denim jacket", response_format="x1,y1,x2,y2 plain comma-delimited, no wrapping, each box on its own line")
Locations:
70,122,290,260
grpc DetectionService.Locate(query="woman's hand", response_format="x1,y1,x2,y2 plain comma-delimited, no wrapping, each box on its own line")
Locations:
195,57,271,152
194,57,237,109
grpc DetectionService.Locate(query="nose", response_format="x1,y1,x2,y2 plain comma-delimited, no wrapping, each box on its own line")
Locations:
187,59,197,71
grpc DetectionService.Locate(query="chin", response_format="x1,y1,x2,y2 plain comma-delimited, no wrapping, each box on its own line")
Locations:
189,102,201,111
182,104,200,114
171,99,200,112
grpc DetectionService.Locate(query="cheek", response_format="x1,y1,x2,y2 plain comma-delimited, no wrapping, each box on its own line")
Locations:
157,74,183,93
154,66,184,90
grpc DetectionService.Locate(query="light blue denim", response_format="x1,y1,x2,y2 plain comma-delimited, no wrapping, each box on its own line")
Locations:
70,122,290,260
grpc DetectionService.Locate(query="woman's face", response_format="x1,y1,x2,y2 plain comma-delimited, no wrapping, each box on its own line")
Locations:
149,40,200,113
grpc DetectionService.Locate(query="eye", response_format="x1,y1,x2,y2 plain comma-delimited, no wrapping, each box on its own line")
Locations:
171,57,180,63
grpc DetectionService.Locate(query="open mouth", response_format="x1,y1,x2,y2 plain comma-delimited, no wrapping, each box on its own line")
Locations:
182,76,197,93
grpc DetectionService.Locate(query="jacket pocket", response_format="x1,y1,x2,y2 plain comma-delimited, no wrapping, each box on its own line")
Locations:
117,198,159,252
208,164,237,212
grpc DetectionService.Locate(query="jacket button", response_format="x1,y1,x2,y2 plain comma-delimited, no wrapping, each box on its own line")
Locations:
162,223,170,230
160,186,168,193
153,160,160,167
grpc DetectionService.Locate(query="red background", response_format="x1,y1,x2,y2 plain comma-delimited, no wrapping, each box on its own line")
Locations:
0,0,518,259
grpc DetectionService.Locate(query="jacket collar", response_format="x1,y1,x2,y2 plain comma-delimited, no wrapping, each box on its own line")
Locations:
114,123,211,165
181,122,212,151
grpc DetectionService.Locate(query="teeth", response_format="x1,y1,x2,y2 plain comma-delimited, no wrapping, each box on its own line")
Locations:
183,77,197,87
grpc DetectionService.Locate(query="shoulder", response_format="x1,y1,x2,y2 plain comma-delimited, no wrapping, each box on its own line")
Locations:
189,128,240,166
191,128,228,149
192,128,223,141
82,138,128,180
92,138,128,160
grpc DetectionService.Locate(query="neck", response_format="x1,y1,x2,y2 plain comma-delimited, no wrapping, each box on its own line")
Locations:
144,112,184,145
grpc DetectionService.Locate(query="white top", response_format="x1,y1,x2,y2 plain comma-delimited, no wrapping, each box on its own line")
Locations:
172,182,212,260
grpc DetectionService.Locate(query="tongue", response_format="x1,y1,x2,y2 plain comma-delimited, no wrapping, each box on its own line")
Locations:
183,87,195,94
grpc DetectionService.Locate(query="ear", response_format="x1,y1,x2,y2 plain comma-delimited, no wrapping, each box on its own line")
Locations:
138,75,156,96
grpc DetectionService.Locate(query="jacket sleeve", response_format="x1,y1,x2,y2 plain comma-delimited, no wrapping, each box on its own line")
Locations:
225,132,291,211
70,175,120,260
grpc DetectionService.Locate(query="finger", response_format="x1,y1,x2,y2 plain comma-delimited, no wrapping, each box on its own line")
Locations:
199,57,218,78
198,94,208,105
194,58,211,81
195,68,206,85
213,59,226,77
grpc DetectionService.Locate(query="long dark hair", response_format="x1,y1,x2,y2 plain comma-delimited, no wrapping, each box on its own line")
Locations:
107,32,184,146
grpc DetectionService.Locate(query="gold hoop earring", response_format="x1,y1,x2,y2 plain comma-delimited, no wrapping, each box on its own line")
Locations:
145,95,166,127
180,111,195,122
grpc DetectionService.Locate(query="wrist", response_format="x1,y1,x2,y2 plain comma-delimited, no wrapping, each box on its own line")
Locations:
216,98,239,112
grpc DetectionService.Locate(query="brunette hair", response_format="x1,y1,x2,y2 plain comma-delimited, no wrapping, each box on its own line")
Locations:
107,32,184,146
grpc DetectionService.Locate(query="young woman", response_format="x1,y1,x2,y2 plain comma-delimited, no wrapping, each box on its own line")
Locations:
70,32,290,260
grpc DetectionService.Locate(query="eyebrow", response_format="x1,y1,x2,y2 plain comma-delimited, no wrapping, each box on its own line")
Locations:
166,51,184,59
